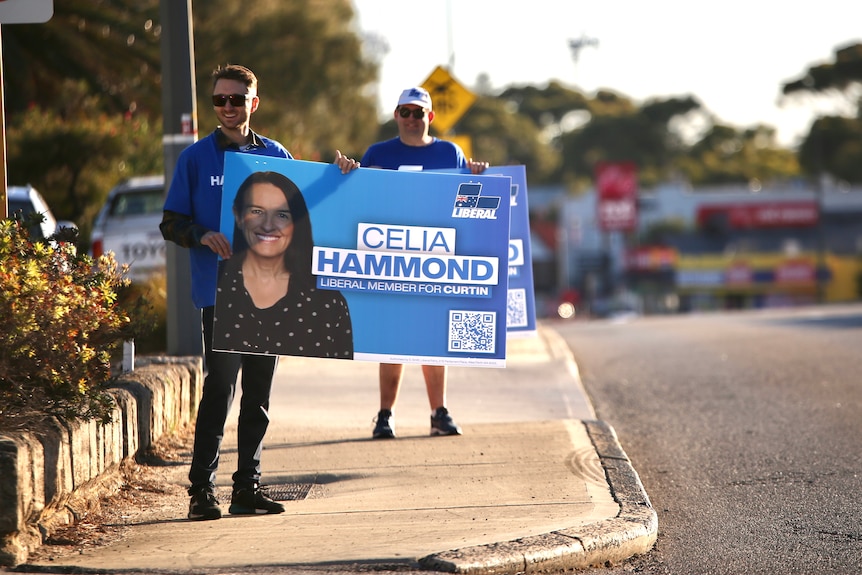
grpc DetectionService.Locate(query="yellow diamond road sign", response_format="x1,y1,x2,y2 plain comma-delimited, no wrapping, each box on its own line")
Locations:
421,66,476,135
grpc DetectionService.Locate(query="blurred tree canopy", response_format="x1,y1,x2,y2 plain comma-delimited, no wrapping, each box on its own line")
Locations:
459,97,561,182
190,0,378,161
676,124,800,186
783,42,862,96
6,81,162,239
797,115,862,183
471,84,798,189
3,0,162,118
782,42,862,182
3,0,379,236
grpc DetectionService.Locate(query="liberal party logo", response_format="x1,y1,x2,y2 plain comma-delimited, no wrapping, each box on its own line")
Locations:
452,182,500,219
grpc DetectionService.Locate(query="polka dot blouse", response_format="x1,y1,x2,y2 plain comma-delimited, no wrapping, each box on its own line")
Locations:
213,258,353,359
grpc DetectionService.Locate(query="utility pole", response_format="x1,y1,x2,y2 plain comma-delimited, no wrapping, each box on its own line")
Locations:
159,0,201,355
446,0,455,70
559,33,599,305
568,33,599,89
816,173,827,304
1,26,7,219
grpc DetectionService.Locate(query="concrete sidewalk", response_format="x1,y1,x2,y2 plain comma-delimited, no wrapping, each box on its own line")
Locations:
25,325,656,573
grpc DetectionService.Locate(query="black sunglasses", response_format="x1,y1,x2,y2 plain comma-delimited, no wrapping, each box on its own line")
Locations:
212,93,251,107
398,107,426,119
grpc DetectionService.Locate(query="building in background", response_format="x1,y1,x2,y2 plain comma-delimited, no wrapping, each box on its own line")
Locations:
530,178,862,316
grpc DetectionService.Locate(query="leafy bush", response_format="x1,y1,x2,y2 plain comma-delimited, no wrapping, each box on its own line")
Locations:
0,214,156,430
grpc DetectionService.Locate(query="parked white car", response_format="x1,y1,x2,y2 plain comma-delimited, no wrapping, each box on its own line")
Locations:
7,184,77,240
90,175,166,282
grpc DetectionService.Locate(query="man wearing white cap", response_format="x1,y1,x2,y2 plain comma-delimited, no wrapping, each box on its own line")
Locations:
361,87,489,440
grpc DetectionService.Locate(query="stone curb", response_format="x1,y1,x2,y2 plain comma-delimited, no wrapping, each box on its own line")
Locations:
417,419,657,574
0,356,201,567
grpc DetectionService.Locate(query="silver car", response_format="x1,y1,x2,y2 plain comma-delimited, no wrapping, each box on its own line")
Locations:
90,175,166,282
7,184,77,240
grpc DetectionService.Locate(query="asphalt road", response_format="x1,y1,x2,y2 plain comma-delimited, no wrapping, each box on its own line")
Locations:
557,303,862,575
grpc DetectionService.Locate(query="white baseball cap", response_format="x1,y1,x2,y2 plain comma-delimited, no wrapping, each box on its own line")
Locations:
396,87,432,110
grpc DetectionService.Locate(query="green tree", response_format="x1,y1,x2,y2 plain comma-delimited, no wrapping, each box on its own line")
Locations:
677,124,800,185
6,81,163,241
457,97,560,185
191,0,379,160
782,41,862,182
497,84,638,188
495,84,710,188
498,81,594,131
557,94,701,188
782,42,862,99
798,116,862,182
1,0,162,118
4,0,381,236
4,0,379,161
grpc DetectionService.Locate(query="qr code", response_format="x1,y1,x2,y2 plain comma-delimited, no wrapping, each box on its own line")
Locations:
448,310,496,354
507,288,528,328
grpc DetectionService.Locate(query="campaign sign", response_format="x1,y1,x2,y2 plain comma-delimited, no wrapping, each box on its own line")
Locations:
216,154,512,367
433,166,537,337
489,166,537,337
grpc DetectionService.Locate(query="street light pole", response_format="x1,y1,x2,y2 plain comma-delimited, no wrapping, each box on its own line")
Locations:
816,173,826,304
568,33,598,86
1,26,7,219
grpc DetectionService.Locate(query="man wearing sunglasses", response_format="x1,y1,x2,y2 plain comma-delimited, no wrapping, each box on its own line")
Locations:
161,64,359,522
361,87,489,441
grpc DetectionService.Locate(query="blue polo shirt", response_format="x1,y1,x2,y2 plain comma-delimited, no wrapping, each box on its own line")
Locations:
163,129,291,308
360,137,468,171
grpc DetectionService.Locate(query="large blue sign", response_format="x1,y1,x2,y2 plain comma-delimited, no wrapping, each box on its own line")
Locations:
214,154,512,367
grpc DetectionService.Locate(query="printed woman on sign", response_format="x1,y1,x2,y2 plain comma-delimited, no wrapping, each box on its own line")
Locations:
213,171,353,358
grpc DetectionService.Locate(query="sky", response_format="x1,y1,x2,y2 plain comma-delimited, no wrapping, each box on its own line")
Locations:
351,0,862,148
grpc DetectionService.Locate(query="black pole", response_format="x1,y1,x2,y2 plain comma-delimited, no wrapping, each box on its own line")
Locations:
814,123,826,304
159,0,201,355
1,26,7,219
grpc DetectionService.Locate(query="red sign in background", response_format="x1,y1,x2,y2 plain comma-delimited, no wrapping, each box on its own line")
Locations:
595,161,638,232
697,202,819,229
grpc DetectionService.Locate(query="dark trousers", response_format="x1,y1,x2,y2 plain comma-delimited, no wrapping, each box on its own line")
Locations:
188,306,278,493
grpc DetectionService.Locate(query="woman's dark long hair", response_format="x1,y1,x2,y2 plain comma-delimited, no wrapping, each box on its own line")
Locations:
231,171,315,289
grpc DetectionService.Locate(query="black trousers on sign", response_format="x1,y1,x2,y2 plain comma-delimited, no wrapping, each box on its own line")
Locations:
188,306,278,493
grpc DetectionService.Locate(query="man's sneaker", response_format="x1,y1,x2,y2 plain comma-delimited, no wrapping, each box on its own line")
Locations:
228,485,286,515
430,407,462,436
372,409,396,439
188,485,221,521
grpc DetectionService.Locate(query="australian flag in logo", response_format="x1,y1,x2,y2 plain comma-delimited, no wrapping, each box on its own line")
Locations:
454,182,500,209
